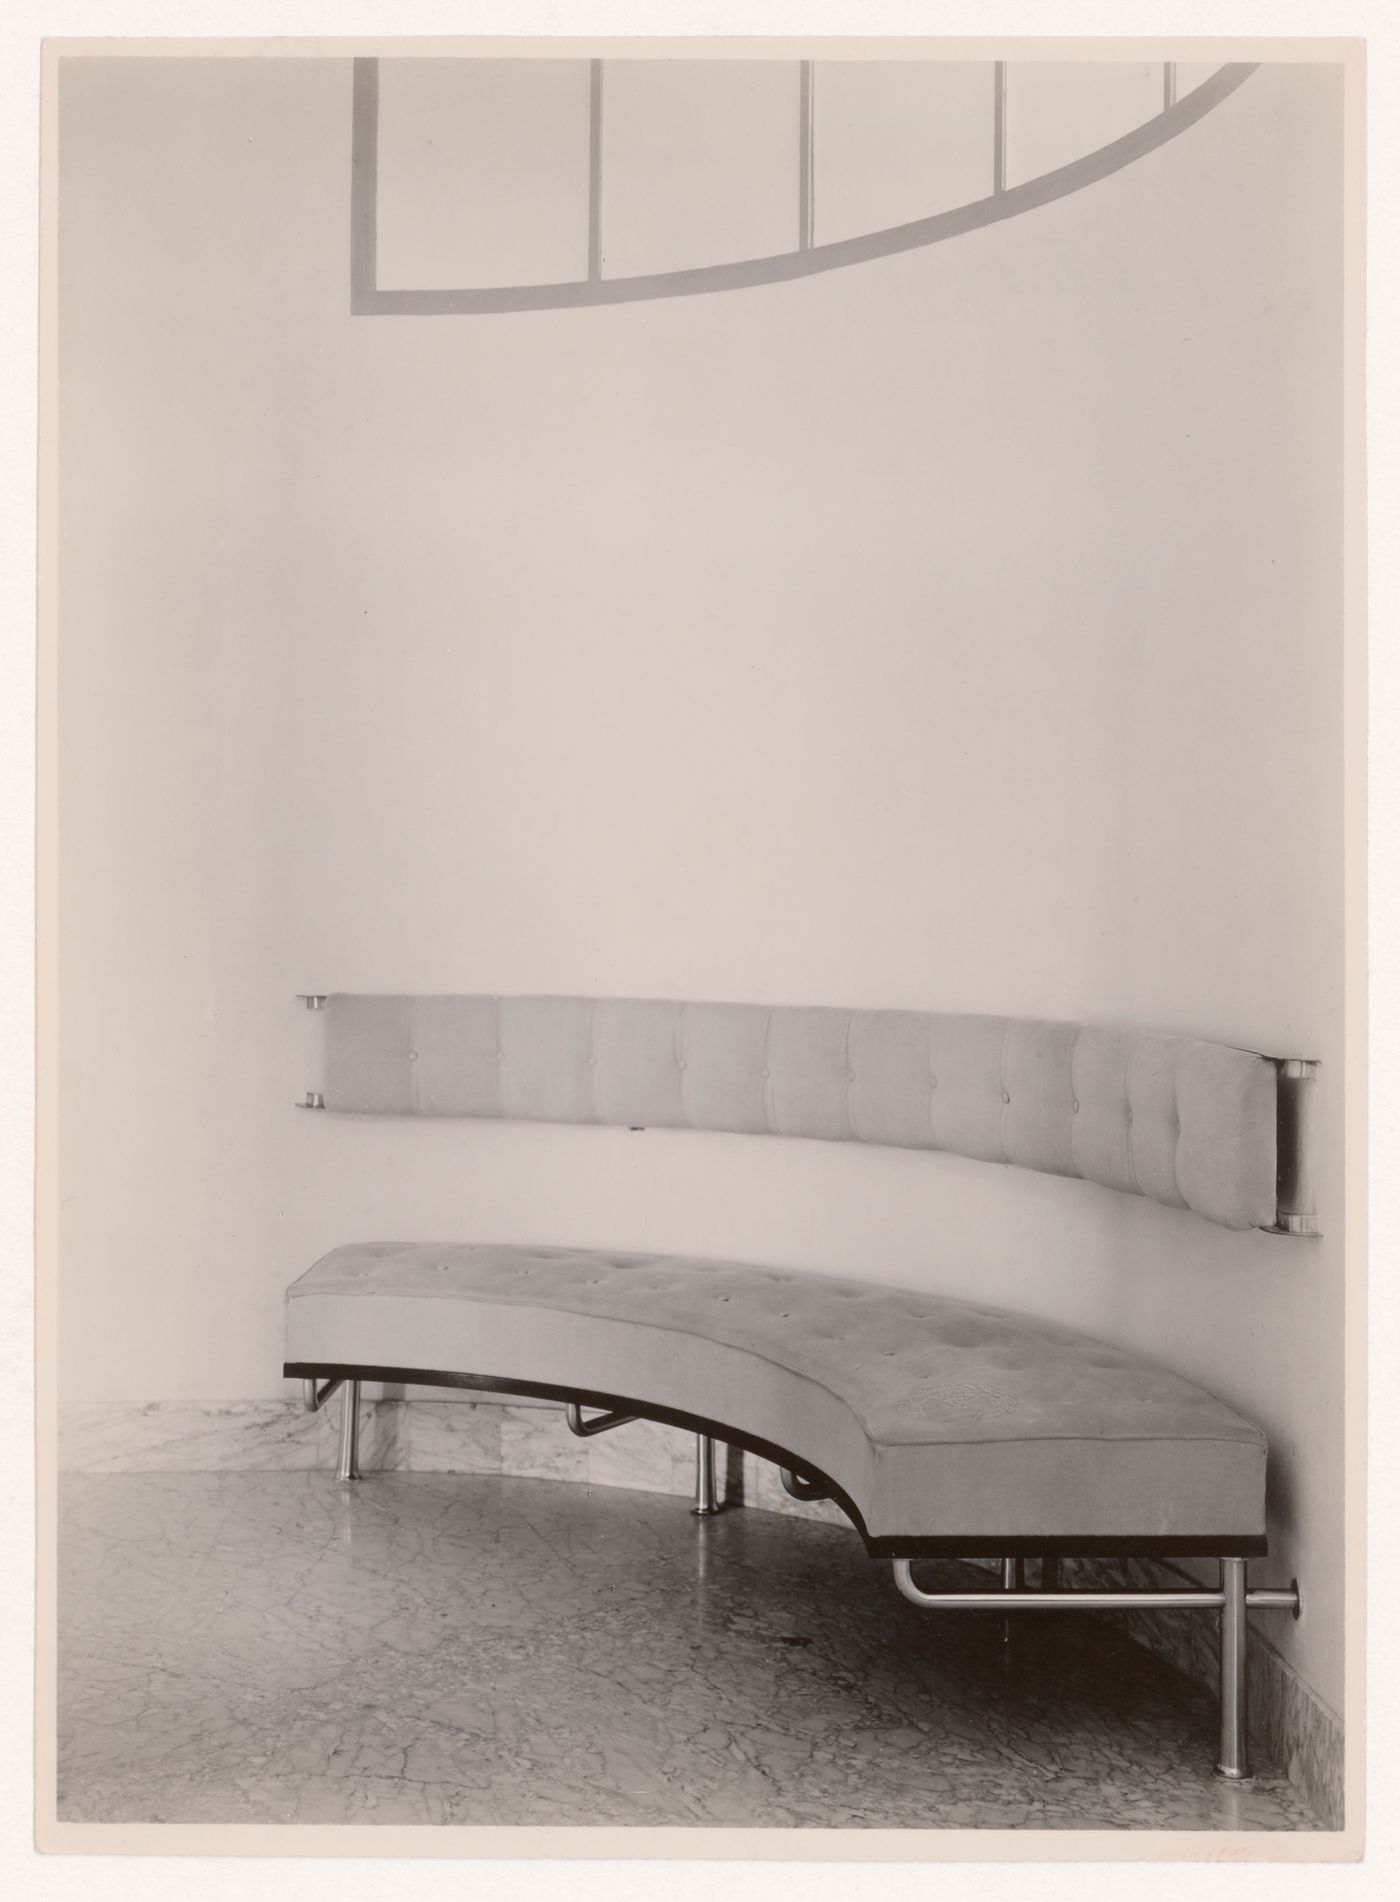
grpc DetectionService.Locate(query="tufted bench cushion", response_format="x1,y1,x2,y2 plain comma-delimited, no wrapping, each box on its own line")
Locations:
284,1241,1268,1555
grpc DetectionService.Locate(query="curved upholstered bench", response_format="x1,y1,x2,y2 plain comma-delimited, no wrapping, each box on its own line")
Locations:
286,1241,1270,1557
284,993,1318,1780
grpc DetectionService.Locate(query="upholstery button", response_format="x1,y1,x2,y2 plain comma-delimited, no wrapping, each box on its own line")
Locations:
761,1068,771,1079
930,1077,938,1090
587,1055,596,1068
407,1050,418,1062
677,1057,687,1069
1002,1091,1011,1104
848,1071,857,1083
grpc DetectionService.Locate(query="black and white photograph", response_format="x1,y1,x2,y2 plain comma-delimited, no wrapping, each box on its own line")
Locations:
29,11,1368,1868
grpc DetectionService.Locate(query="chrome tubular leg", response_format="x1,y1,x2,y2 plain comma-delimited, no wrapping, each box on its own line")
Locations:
691,1433,719,1516
335,1378,362,1482
894,1555,1296,1777
1217,1557,1250,1780
1000,1555,1020,1645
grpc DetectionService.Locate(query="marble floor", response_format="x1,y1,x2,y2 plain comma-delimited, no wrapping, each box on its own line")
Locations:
56,1470,1320,1831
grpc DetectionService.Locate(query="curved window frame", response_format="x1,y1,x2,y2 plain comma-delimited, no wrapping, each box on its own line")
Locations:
350,59,1258,318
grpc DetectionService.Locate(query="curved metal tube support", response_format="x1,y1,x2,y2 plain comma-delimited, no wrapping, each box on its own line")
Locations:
893,1559,1300,1782
302,1376,343,1413
892,1560,1300,1618
563,1401,639,1438
894,1567,1224,1611
779,1466,831,1502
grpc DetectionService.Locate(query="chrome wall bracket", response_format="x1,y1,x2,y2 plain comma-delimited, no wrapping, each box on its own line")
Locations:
563,1401,639,1437
1268,1212,1318,1236
301,1376,343,1412
1271,1055,1321,1235
892,1557,1300,1780
297,996,328,1108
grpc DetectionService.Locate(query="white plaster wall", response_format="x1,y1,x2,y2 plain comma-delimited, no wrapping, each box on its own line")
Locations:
55,58,1347,1711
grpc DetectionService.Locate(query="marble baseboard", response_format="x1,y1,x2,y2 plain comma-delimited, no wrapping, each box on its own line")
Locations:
57,1400,357,1474
59,1399,753,1506
57,1401,862,1527
56,1402,1340,1828
1062,1556,1344,1831
57,1398,702,1499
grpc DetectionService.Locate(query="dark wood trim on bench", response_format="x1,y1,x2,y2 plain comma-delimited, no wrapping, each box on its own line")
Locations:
284,1360,1268,1562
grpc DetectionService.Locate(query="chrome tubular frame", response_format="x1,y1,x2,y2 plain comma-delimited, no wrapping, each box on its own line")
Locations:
335,1378,362,1482
779,1467,830,1502
1218,1557,1250,1780
293,1352,1298,1780
892,1557,1300,1780
305,1373,361,1479
692,1434,720,1516
563,1401,639,1437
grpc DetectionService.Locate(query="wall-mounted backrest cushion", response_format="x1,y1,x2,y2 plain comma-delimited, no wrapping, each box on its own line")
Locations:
316,995,1284,1233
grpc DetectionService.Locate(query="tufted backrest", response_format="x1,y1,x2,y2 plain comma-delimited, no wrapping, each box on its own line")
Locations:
307,995,1312,1235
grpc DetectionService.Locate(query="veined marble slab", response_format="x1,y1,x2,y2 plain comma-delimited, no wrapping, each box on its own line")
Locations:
401,1400,502,1474
56,1398,502,1476
497,1405,590,1483
55,1471,1324,1831
56,1398,1341,1828
58,1401,332,1473
584,1416,688,1495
